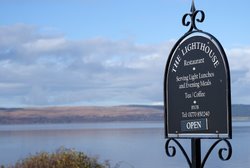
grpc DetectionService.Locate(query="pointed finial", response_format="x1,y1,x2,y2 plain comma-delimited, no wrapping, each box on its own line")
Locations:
191,0,196,13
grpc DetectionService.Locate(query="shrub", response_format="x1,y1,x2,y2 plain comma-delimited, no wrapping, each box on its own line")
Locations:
2,147,110,168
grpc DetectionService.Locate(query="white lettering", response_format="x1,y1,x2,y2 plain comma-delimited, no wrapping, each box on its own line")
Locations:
180,42,220,68
193,91,206,98
172,55,182,72
186,121,202,130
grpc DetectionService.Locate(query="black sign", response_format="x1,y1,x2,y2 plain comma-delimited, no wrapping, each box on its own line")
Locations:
164,32,231,138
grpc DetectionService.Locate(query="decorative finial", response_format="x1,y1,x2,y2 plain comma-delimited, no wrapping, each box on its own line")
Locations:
182,0,205,32
191,0,196,13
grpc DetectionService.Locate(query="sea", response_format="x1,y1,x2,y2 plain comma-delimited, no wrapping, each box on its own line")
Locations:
0,121,249,168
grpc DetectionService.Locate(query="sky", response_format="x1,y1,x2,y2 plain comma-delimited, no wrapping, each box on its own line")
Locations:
0,0,250,107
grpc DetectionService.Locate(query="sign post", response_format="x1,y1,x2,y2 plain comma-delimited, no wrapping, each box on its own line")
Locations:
164,1,232,167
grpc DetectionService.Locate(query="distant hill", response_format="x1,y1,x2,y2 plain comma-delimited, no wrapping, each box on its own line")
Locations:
0,105,163,124
0,104,249,124
232,104,250,120
232,104,250,116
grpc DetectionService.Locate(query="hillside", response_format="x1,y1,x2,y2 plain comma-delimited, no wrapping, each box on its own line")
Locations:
0,105,249,124
0,105,163,124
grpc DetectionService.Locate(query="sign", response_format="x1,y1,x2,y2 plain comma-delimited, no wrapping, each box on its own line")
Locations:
164,32,232,138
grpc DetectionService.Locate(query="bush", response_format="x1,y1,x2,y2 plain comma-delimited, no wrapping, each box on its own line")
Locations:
2,147,110,168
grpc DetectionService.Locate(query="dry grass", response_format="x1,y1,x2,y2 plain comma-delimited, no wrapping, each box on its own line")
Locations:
1,147,109,168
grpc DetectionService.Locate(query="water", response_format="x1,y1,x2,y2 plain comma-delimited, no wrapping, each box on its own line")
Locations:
0,121,249,168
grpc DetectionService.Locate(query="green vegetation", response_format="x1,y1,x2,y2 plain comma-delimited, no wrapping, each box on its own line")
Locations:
1,148,110,168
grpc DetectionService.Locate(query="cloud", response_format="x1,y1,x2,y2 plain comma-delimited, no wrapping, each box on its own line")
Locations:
0,24,173,107
0,24,250,106
226,46,250,104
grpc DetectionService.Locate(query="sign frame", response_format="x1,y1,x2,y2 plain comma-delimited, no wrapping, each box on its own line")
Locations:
164,31,232,139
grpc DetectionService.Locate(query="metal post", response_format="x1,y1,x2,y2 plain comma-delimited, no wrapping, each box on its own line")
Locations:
191,138,201,168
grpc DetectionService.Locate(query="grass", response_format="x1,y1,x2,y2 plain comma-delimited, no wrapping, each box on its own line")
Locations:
1,147,110,168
